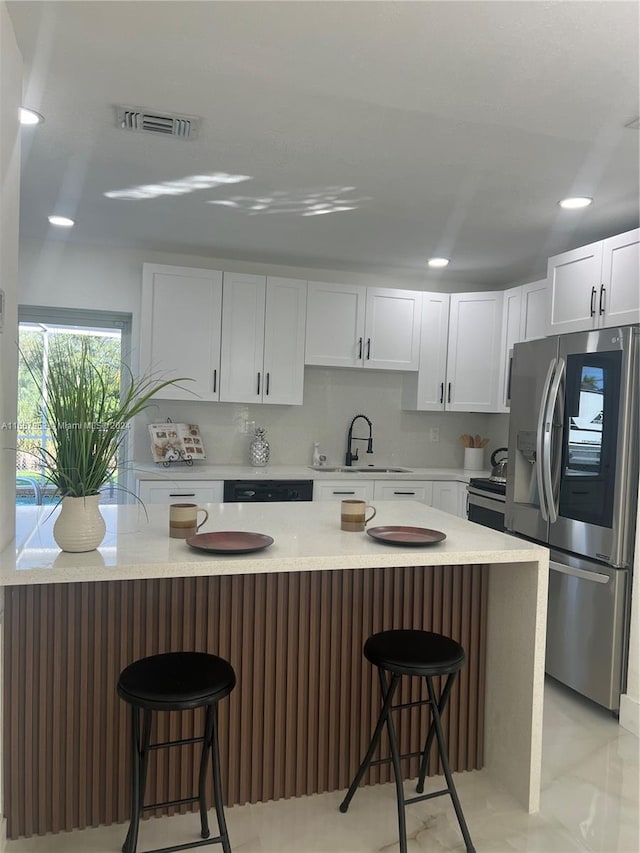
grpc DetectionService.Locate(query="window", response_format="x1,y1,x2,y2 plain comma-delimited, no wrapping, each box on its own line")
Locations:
17,307,132,504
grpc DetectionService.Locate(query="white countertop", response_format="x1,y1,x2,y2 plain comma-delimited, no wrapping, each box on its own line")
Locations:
132,463,490,482
1,501,546,587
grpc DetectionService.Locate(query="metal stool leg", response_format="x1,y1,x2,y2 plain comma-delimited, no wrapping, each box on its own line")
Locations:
416,672,456,793
379,670,408,853
123,706,148,853
339,673,401,813
210,704,232,853
198,707,215,839
426,676,475,853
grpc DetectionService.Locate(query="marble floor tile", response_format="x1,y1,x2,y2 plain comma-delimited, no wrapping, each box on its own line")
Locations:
4,679,639,853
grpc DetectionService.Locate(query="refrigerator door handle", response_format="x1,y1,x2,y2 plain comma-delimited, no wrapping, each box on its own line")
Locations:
549,560,610,584
544,357,565,524
536,358,556,522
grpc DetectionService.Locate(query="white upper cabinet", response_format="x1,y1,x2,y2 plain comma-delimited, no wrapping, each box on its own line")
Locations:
495,278,548,412
445,291,504,412
364,287,422,370
403,291,503,412
140,264,223,401
305,282,365,367
520,278,548,341
220,273,307,405
401,293,450,410
305,282,422,370
600,229,640,327
495,287,522,413
547,228,639,334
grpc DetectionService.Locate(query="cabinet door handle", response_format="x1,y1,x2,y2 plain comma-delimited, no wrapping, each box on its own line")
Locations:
506,357,513,402
439,382,444,404
599,285,606,315
213,369,217,393
257,372,261,395
333,490,356,495
448,382,452,403
358,337,363,359
266,372,270,395
590,286,597,316
366,338,371,360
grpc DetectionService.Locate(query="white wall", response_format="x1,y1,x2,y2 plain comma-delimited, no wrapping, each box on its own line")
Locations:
620,497,640,736
0,2,20,549
0,1,21,837
18,238,509,469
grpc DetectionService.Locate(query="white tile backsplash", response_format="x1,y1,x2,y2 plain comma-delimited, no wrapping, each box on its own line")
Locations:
134,366,509,469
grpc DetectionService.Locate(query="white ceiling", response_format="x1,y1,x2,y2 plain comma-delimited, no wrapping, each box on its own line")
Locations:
8,0,640,286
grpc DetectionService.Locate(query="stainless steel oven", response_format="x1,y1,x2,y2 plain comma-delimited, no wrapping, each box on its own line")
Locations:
467,478,505,531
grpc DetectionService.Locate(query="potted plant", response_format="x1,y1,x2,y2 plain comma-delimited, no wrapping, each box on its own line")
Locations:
21,337,189,552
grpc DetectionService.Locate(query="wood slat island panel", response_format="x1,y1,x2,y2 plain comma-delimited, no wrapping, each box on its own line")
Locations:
3,563,487,839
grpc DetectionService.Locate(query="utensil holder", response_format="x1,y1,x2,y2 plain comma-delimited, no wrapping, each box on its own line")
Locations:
463,447,484,471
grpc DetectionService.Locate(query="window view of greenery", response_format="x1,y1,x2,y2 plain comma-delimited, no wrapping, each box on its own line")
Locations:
17,324,122,504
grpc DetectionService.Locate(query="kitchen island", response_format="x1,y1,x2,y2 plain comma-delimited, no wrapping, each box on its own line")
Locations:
0,501,548,840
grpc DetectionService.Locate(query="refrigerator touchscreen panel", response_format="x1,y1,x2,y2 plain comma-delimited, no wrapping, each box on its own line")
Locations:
559,351,621,528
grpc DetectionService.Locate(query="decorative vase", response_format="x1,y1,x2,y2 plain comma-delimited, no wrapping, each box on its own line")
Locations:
249,427,270,467
53,494,107,552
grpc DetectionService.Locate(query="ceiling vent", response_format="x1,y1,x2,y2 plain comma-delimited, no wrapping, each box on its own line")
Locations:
624,116,640,130
115,105,200,139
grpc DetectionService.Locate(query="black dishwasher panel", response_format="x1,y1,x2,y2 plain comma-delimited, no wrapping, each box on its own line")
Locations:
223,480,313,502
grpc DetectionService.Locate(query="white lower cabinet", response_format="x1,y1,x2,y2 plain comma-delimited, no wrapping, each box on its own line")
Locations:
137,480,224,505
373,481,434,504
314,478,466,518
312,480,375,502
431,481,467,518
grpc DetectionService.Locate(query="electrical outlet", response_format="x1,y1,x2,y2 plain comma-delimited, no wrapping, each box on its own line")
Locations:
429,427,440,442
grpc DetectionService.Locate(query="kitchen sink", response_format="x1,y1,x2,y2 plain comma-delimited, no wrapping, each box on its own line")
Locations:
308,466,412,474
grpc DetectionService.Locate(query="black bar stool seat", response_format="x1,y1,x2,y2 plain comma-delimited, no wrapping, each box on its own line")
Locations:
117,651,236,853
364,628,465,676
340,629,475,853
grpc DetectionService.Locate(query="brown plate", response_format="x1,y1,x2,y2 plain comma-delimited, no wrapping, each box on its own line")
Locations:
366,526,446,546
186,531,274,554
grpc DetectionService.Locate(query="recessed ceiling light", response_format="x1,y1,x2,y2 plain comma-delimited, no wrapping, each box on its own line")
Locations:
19,107,43,126
558,197,593,210
428,257,449,268
48,215,75,227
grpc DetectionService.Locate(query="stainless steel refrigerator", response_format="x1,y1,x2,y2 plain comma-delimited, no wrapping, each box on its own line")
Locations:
505,325,639,710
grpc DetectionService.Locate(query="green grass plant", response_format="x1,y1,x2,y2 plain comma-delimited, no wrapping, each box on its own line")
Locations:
21,339,189,498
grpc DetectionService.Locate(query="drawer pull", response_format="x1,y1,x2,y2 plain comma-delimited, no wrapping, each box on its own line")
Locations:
169,493,195,497
393,491,415,495
333,491,356,495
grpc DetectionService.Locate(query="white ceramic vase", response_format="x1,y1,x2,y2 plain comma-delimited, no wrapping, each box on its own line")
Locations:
53,494,107,552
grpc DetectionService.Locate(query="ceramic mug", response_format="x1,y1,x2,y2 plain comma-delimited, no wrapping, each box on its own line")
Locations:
341,499,377,532
169,503,209,539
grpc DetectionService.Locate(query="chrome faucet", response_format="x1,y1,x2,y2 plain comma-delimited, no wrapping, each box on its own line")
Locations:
345,414,373,466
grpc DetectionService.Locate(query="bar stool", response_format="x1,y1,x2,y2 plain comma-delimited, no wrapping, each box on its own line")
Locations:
117,651,236,853
339,629,475,853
